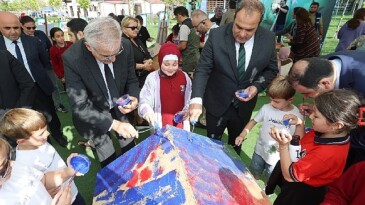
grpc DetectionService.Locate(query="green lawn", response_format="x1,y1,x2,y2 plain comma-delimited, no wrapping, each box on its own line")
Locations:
54,15,340,204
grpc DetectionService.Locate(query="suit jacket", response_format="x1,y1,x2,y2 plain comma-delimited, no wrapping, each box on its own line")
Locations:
192,23,278,117
63,38,140,138
0,50,35,114
325,50,365,98
0,34,55,95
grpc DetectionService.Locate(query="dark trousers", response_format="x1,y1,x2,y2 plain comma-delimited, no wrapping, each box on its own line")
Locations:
32,85,63,139
206,104,249,155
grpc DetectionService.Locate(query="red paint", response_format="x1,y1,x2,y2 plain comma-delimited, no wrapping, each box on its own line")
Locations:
140,167,152,183
126,170,139,188
150,151,157,163
219,169,254,205
136,163,143,169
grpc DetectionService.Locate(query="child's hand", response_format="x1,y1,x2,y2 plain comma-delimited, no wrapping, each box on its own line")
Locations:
235,136,246,146
144,111,155,125
269,127,292,146
66,153,84,177
299,103,314,116
51,184,72,205
283,114,302,126
235,129,249,146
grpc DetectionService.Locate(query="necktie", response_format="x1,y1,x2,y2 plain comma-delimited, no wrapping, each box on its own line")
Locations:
104,64,119,103
13,41,24,64
233,43,246,109
238,43,245,81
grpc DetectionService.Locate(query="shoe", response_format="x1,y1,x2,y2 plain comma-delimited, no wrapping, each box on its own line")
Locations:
78,140,96,150
56,104,68,113
54,136,67,147
194,121,206,129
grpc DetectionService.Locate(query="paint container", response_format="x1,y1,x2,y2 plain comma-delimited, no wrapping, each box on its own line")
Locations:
70,154,91,175
237,90,249,98
173,111,185,123
116,94,131,107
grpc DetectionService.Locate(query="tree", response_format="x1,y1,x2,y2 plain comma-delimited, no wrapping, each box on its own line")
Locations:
77,0,90,17
77,0,90,10
49,0,62,9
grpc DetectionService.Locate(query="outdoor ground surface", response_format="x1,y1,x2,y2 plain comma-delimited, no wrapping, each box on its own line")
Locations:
54,14,346,204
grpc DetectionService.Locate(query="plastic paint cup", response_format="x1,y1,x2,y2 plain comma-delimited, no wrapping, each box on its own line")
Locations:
283,119,290,126
237,90,249,98
173,111,185,123
116,94,131,107
70,154,91,175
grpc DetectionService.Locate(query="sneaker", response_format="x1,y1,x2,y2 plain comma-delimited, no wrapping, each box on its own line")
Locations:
56,104,68,113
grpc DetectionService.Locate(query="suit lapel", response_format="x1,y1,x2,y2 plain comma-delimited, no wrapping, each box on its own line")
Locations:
21,35,33,64
225,26,239,81
0,36,6,50
82,44,110,102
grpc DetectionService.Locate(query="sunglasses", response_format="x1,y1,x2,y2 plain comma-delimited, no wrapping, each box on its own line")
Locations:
25,26,36,30
126,26,140,31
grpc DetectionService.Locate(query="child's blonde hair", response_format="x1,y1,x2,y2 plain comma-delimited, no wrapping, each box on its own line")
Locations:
267,76,296,100
0,108,47,140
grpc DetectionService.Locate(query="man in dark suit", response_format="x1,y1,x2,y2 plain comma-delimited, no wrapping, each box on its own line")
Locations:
63,17,140,167
0,50,35,116
288,51,365,98
189,0,278,154
0,11,67,147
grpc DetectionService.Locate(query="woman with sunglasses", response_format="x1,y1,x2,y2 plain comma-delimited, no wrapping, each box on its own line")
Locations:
0,137,81,205
121,16,153,126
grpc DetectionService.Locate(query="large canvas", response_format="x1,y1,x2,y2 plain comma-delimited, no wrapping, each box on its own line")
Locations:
93,125,270,205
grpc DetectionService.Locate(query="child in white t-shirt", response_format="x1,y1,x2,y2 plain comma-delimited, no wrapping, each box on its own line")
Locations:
235,76,303,182
0,108,85,204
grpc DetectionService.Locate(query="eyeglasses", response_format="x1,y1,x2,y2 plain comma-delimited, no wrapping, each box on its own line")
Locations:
25,26,36,30
126,26,140,31
2,26,20,30
93,45,124,60
194,19,207,28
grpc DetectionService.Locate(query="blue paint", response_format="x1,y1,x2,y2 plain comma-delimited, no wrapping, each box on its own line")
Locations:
93,125,259,204
283,119,290,126
114,171,185,205
173,112,185,123
237,90,249,98
70,154,91,175
115,94,131,106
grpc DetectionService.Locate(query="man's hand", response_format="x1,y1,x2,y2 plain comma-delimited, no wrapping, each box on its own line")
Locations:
112,120,139,138
189,103,202,123
298,103,314,116
118,96,138,114
235,86,258,102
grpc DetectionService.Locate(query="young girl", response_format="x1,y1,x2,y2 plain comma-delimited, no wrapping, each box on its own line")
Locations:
270,89,361,205
49,27,73,91
138,42,191,130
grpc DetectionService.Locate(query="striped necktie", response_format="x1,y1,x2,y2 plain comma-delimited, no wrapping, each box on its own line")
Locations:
238,43,245,81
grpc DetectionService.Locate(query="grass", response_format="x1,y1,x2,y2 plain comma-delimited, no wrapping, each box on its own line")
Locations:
54,15,340,204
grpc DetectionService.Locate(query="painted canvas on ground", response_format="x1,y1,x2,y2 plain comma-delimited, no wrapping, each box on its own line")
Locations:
93,125,270,205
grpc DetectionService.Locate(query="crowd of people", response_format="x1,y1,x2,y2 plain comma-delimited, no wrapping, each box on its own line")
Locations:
0,0,365,204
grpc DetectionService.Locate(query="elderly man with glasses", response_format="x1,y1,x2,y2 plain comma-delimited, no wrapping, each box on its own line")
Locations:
63,17,140,168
